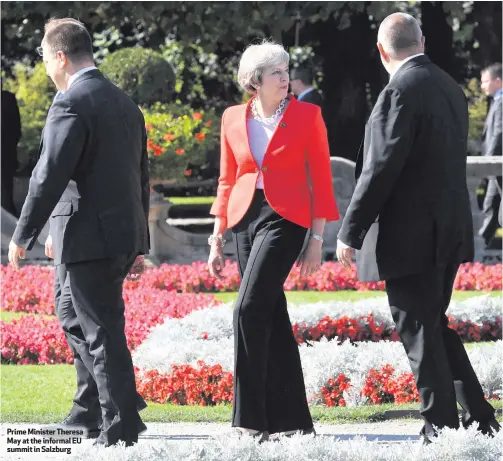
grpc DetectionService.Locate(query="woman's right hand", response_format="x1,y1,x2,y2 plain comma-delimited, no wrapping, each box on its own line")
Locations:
208,243,225,281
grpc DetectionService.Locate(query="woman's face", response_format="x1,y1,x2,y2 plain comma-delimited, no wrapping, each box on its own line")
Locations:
257,61,289,102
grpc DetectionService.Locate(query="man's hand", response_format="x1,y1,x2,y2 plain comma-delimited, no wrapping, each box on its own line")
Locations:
127,255,145,281
336,246,355,269
8,241,25,270
45,235,54,259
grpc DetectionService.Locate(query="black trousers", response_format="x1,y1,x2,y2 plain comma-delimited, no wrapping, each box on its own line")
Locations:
386,263,495,437
479,177,502,247
231,189,313,434
54,253,146,445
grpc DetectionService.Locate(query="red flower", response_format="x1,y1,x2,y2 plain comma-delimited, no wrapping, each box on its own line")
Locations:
176,148,185,155
164,134,176,141
192,112,202,120
153,146,164,157
195,133,206,142
205,120,212,127
145,124,152,132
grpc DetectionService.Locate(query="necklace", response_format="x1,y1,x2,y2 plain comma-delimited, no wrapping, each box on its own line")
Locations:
251,98,286,125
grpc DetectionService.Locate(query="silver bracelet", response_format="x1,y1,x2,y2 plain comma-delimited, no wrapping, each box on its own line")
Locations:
310,232,324,243
208,234,226,246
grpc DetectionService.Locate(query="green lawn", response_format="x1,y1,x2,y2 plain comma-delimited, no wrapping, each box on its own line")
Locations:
2,364,500,424
166,196,215,205
1,311,53,322
213,290,501,305
1,290,499,322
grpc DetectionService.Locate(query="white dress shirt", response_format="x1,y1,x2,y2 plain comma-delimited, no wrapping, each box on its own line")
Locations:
337,53,424,251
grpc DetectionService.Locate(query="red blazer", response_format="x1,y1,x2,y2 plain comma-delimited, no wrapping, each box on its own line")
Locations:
210,95,339,229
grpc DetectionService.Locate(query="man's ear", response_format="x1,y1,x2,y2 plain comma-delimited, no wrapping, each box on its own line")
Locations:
377,42,388,62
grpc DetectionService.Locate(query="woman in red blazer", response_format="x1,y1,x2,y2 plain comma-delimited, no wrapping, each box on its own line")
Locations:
207,41,339,441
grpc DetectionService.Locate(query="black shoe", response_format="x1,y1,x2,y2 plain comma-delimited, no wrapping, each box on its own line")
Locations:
271,427,316,441
230,428,269,444
92,421,147,448
478,418,501,437
52,414,101,439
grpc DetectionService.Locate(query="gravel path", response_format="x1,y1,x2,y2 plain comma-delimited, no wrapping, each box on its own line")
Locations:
1,421,423,460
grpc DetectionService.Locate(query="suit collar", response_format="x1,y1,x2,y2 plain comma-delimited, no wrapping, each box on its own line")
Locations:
390,54,430,83
67,69,102,89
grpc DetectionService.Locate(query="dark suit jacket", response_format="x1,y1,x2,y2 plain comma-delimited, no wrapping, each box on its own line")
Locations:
299,88,324,108
12,69,150,265
1,90,22,173
481,95,502,157
338,55,474,280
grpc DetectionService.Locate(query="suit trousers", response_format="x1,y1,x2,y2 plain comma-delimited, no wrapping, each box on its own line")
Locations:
386,263,495,437
54,253,146,445
231,189,313,434
479,177,502,246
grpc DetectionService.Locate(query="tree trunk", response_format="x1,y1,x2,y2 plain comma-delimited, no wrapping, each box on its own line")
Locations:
421,1,455,78
303,8,382,161
471,1,502,69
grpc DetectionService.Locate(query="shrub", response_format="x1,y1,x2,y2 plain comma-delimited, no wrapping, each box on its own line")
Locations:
141,103,219,182
2,63,55,166
465,77,488,144
99,47,176,106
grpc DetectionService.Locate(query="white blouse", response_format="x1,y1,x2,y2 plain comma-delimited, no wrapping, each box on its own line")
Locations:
247,118,276,189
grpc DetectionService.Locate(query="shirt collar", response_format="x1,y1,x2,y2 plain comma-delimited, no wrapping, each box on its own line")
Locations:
390,53,424,79
67,66,98,91
297,87,315,101
494,88,503,100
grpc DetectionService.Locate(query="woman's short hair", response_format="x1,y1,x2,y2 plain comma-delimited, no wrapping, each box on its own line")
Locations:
237,41,289,94
42,18,93,62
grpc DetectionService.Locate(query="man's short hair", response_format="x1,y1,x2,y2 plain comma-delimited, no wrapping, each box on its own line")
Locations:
290,65,314,85
42,18,93,62
482,63,502,80
378,13,423,58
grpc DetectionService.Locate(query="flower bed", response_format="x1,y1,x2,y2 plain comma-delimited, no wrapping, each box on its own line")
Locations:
0,292,217,364
132,303,502,406
133,296,502,351
128,261,502,293
1,262,501,317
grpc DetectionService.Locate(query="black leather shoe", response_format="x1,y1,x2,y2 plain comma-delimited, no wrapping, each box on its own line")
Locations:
270,427,316,441
53,414,101,439
231,428,269,444
92,421,147,448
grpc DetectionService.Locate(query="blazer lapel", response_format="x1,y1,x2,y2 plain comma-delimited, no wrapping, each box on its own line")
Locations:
262,95,297,161
239,95,296,167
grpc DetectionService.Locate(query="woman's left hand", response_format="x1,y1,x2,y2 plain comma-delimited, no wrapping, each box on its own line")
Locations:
298,238,322,278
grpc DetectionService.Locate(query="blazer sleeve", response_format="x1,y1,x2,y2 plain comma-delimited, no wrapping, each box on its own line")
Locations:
210,109,237,218
305,106,339,221
337,88,415,249
487,103,502,157
12,98,87,250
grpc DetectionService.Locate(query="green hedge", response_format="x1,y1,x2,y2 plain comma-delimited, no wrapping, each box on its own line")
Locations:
100,47,176,106
2,63,55,166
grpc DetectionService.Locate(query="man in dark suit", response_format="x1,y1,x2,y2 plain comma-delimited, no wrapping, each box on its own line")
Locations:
479,63,502,247
8,18,150,447
336,13,500,443
1,89,22,216
290,65,324,107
